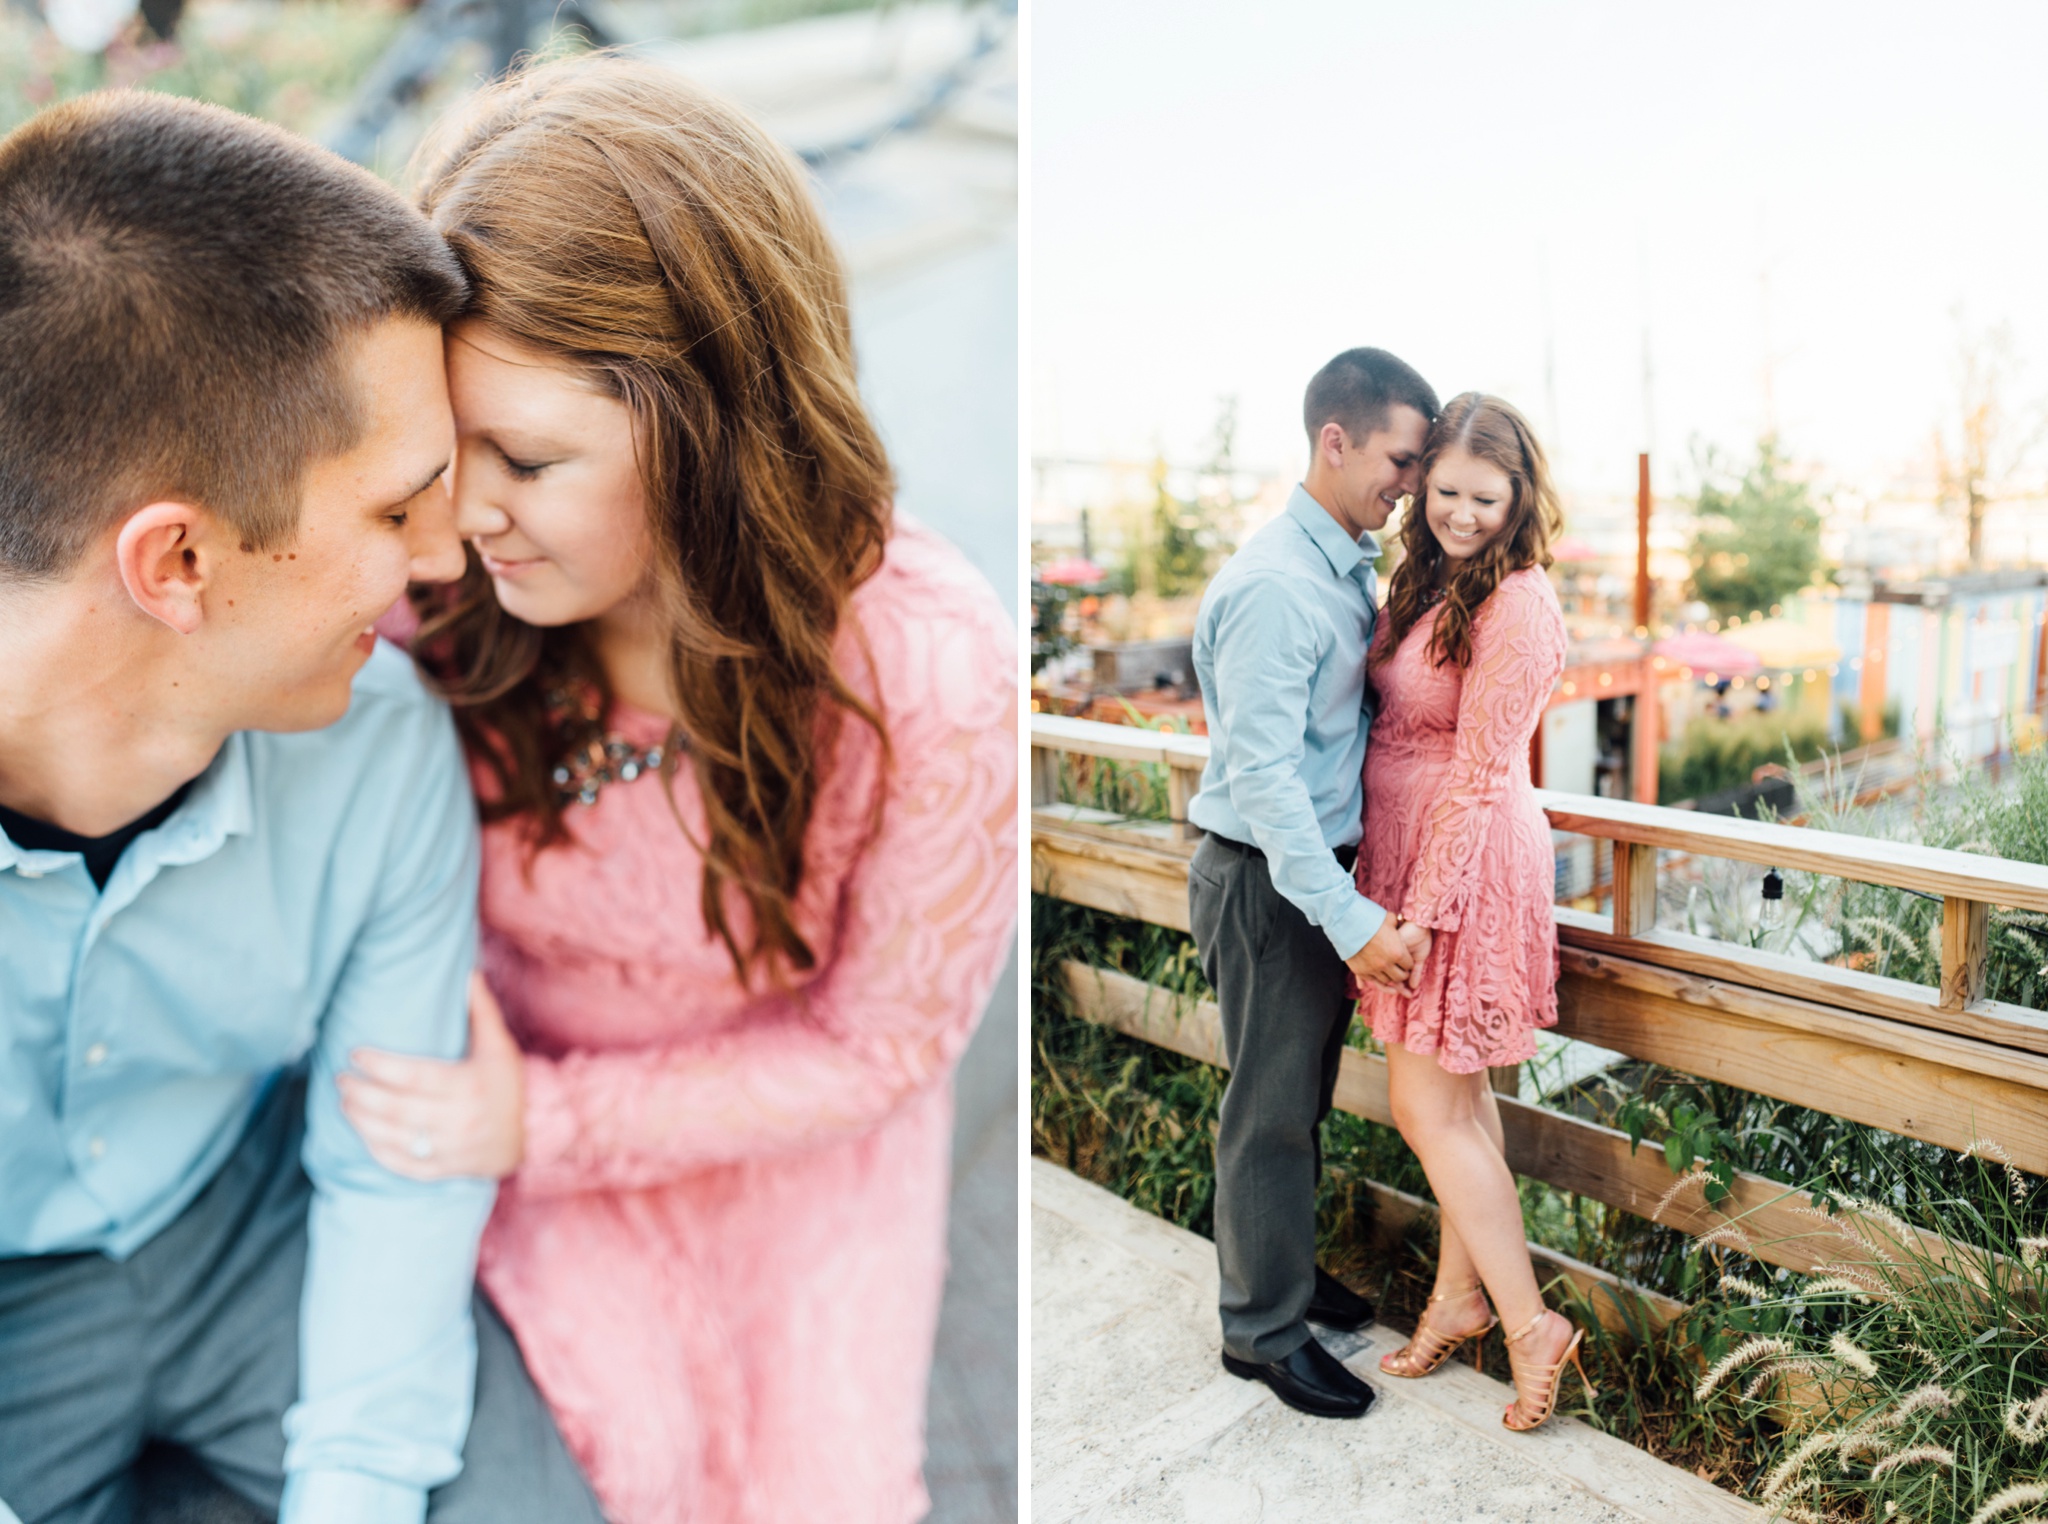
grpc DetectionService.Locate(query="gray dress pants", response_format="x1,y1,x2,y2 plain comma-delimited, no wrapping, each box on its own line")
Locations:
0,1073,606,1524
1188,832,1356,1364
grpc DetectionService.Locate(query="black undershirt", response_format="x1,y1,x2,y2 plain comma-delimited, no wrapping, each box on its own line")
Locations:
0,782,195,889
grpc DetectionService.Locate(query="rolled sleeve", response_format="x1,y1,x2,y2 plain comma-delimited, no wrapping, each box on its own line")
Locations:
282,696,493,1521
1205,582,1385,959
280,1468,427,1524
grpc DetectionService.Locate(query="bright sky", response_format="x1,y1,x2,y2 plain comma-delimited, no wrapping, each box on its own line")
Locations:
1031,0,2048,503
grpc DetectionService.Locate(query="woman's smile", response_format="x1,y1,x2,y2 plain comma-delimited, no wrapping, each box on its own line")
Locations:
477,547,547,579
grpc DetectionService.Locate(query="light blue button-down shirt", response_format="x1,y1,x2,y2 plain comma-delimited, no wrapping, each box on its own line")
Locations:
1189,484,1389,960
0,642,490,1524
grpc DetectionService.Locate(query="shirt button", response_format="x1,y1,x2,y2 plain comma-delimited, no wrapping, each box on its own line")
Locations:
88,1137,107,1160
84,1043,108,1067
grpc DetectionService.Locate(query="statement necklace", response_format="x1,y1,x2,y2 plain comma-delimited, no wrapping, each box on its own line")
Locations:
546,685,679,807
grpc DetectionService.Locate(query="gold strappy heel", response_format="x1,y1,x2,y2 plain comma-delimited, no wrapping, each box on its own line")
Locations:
1501,1310,1596,1431
1378,1282,1497,1379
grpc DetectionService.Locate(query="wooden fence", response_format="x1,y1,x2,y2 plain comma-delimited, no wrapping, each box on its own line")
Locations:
1030,711,2048,1325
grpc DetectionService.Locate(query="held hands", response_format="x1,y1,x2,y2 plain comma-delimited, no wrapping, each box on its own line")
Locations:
338,972,526,1181
1394,919,1433,994
1345,914,1414,992
1345,915,1435,995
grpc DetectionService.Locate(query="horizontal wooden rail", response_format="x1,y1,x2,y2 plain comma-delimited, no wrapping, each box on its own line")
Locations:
1059,962,1958,1290
1032,712,2048,1061
1056,962,1686,1331
1032,712,2048,910
1033,814,2048,1176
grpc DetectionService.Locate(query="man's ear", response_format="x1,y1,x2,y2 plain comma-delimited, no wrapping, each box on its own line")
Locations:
115,502,214,635
1317,420,1351,471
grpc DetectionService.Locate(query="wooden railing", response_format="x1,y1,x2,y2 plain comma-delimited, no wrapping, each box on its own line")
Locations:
1031,712,2048,1322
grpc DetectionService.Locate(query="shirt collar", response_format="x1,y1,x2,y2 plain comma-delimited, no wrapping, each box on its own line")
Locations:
0,732,252,886
1286,484,1378,579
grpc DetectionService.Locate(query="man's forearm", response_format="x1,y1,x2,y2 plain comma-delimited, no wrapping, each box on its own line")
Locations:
282,1155,493,1524
1231,770,1384,958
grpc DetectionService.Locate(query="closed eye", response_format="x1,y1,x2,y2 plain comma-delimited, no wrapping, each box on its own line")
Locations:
497,445,553,481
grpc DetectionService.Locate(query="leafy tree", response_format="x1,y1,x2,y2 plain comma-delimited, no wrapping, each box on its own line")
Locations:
1140,397,1245,599
1030,578,1077,675
1685,436,1825,619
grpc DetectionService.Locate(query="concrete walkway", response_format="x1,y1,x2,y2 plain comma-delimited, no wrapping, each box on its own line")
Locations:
1032,1161,1758,1524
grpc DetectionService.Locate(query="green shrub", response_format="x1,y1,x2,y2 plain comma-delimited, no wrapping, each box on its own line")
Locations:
1659,711,1834,804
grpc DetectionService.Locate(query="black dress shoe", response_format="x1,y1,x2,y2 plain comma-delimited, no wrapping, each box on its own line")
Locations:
1222,1335,1376,1418
1307,1266,1375,1331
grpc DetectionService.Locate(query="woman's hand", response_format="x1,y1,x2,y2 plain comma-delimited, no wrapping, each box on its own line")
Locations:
339,972,527,1180
1395,920,1433,994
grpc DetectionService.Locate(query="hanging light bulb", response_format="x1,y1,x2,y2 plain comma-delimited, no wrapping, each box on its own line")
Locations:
1761,867,1785,930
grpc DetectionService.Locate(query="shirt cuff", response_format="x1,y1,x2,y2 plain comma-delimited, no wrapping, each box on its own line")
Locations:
281,1469,427,1524
1326,894,1386,963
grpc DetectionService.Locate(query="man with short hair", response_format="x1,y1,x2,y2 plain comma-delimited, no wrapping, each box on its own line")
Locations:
0,93,602,1524
1188,346,1440,1420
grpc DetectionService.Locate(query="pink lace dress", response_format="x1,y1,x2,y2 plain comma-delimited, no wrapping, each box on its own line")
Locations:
470,524,1017,1524
1353,567,1567,1074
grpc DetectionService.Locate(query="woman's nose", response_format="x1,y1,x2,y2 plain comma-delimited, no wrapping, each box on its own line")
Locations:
405,478,467,585
451,470,514,541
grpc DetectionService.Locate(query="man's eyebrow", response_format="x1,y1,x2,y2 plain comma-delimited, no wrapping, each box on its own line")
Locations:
386,462,450,507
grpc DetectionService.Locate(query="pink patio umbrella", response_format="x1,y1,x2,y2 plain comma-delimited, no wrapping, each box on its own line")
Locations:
1651,631,1762,678
1039,555,1107,586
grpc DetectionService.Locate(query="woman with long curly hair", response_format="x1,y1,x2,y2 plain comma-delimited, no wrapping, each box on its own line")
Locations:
334,55,1018,1524
1350,392,1590,1431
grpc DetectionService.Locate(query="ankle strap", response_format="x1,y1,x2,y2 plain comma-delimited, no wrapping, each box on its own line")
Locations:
1503,1310,1553,1347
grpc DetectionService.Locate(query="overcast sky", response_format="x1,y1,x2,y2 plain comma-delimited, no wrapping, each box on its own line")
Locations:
1031,0,2048,503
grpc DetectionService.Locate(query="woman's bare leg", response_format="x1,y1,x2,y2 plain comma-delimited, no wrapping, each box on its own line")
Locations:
1428,1078,1509,1322
1385,1044,1573,1413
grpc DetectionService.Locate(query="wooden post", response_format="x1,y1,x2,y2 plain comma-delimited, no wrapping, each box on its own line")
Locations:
1489,1066,1521,1098
1166,764,1197,843
1634,452,1652,633
1632,670,1661,806
1940,896,1989,1011
1611,842,1659,939
1030,744,1061,808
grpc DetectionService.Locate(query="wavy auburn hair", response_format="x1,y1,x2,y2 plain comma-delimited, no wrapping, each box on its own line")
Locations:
1373,392,1561,672
407,56,893,986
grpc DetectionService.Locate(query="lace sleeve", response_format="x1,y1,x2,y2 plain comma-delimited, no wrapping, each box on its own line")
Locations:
1399,573,1566,933
510,601,1018,1197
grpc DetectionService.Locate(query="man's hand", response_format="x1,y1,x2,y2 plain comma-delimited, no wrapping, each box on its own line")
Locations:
1395,919,1433,993
1345,914,1415,992
338,972,526,1180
